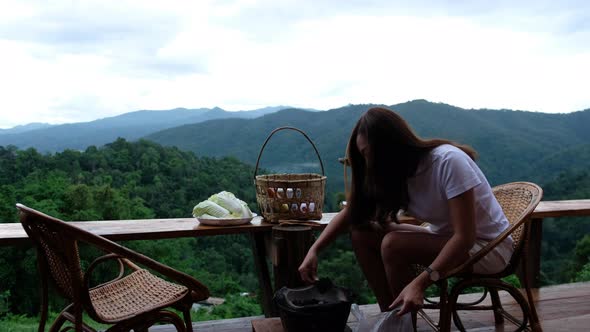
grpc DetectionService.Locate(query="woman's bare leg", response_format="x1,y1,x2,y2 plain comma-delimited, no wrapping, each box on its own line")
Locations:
351,229,393,311
380,231,453,299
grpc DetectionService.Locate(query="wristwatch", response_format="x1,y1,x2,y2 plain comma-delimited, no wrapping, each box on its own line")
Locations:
425,266,440,282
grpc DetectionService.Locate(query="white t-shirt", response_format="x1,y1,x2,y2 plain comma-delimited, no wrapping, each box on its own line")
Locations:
406,144,510,242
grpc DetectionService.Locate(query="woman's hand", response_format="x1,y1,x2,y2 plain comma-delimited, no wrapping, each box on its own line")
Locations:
298,249,319,284
389,278,426,316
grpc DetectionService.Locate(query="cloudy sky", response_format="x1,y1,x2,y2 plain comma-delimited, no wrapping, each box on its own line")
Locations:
1,0,589,128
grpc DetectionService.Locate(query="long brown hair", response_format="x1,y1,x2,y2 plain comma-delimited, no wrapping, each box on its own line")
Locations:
346,107,477,227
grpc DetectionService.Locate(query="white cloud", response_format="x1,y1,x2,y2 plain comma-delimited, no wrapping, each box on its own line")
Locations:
0,0,589,128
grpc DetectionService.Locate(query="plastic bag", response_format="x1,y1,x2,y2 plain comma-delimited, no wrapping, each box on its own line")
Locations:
351,303,413,332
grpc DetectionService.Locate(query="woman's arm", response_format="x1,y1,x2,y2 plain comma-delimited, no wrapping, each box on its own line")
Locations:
312,208,351,251
391,188,476,314
298,208,351,283
425,188,477,278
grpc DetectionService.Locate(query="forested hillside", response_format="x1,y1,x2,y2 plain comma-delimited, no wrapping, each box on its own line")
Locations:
146,100,590,207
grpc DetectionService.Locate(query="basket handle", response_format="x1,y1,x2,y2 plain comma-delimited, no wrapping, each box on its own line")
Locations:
254,126,325,177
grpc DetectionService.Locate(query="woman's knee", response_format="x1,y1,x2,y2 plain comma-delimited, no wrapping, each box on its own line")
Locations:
380,231,407,260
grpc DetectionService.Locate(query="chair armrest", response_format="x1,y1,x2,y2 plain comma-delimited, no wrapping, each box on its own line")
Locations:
78,233,210,299
84,254,141,290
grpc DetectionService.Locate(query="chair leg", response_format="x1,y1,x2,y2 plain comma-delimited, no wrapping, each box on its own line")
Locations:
449,282,489,332
438,280,452,332
38,274,49,332
48,313,68,332
175,296,194,332
73,304,84,332
183,307,193,332
439,306,452,332
37,255,51,332
447,284,467,332
522,265,543,332
49,304,96,332
49,304,74,332
157,310,186,332
411,311,418,332
489,287,505,325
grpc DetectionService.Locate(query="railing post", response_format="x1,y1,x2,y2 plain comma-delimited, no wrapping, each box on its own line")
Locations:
529,218,543,288
518,218,543,288
250,232,277,317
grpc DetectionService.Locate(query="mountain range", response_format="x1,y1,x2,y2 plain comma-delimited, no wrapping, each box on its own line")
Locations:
144,100,590,196
2,100,589,200
0,122,53,135
0,106,292,152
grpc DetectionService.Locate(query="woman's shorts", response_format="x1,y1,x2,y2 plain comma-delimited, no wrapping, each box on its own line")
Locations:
470,237,514,274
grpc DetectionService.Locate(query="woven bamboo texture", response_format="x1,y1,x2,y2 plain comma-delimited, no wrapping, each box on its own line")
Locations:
89,269,188,322
254,127,327,223
493,183,536,249
34,221,83,301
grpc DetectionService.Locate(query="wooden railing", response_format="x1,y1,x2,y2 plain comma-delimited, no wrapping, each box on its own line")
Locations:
1,199,589,317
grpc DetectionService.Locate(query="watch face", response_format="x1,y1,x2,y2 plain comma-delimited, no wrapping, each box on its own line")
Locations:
430,270,440,281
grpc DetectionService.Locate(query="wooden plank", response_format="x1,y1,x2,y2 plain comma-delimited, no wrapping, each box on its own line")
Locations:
0,218,273,246
531,199,590,218
251,318,283,332
0,223,25,246
151,315,265,331
0,214,336,246
542,314,590,332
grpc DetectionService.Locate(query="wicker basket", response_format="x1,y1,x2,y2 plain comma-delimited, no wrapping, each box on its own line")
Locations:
254,127,327,223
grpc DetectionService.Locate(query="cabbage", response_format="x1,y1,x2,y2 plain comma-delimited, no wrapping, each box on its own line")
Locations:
240,203,253,218
192,200,230,218
193,191,253,219
209,191,243,215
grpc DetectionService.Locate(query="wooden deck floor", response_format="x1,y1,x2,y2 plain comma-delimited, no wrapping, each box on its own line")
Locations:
152,282,590,331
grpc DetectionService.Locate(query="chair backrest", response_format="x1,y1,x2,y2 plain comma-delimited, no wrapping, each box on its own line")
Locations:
492,182,543,251
17,204,84,302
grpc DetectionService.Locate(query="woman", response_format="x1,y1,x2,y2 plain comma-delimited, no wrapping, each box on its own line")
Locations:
298,107,513,316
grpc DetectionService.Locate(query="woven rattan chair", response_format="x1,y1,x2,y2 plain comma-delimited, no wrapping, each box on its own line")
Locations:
17,203,210,332
417,182,543,332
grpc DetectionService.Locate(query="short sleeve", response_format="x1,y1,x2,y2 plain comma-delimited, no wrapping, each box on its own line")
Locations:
439,149,481,199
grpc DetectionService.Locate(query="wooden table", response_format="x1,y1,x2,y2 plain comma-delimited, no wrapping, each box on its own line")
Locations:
0,214,336,246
